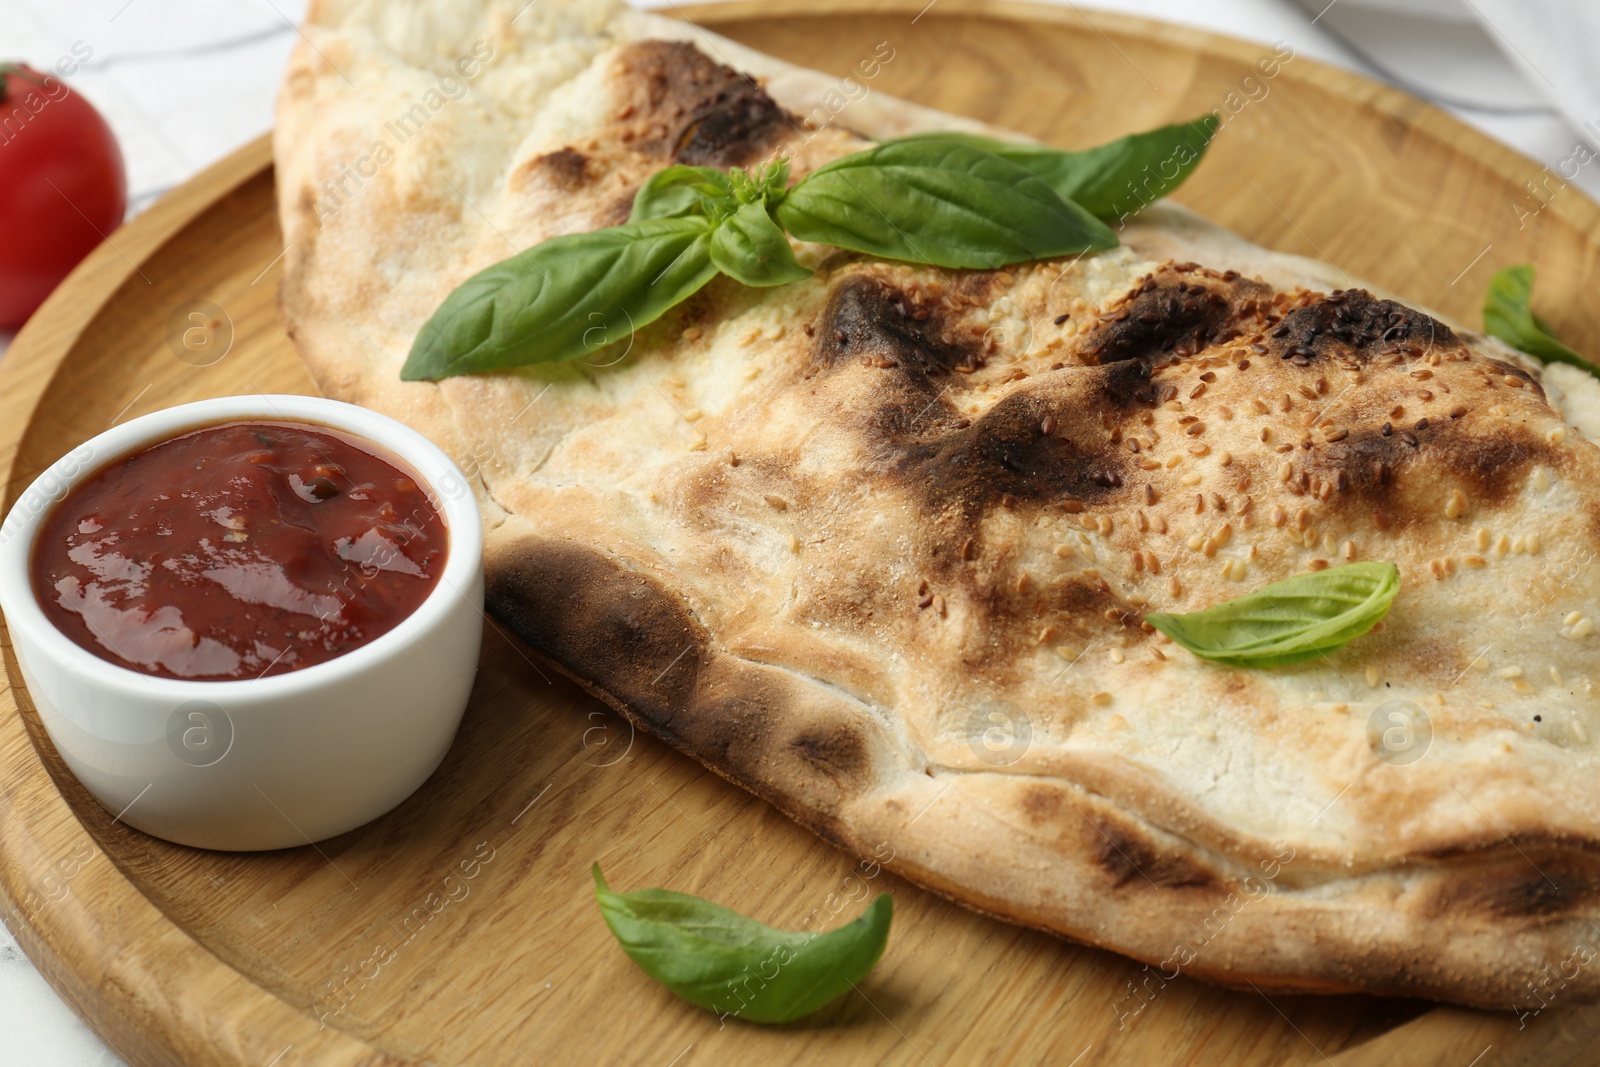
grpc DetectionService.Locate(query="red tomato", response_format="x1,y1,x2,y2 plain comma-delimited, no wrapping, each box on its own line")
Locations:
0,64,127,330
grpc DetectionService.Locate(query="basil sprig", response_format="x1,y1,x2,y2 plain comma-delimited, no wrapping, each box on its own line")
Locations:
1146,562,1399,668
593,864,892,1024
773,140,1116,269
403,117,1217,380
881,116,1219,220
1483,263,1598,380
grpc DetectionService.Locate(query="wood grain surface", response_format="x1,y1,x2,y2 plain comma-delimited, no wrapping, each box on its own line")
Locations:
3,3,1599,1064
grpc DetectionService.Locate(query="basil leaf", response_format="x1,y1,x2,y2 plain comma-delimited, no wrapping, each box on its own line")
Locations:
593,864,892,1024
883,116,1218,221
401,217,718,379
1145,562,1399,668
629,165,735,223
775,140,1117,269
711,201,812,287
1483,263,1598,380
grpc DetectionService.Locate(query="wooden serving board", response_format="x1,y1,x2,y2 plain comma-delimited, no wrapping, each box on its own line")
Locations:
4,2,1600,1063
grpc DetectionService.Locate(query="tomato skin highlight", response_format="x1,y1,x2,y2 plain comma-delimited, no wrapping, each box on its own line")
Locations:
0,65,127,330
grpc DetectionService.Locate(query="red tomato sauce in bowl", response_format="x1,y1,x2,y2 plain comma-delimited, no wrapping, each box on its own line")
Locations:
29,420,447,680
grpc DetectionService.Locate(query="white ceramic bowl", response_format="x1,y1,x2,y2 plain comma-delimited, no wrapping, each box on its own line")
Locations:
0,395,483,851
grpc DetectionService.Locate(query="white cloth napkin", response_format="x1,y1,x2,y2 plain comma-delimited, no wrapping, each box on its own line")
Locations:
1471,0,1600,141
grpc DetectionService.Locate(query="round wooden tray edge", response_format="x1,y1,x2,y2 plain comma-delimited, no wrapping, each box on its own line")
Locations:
686,0,1600,243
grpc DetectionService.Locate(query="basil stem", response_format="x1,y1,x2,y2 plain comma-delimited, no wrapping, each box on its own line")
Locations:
728,159,791,209
882,116,1219,221
775,140,1117,270
401,217,718,380
593,864,892,1024
1146,562,1399,668
1483,263,1598,380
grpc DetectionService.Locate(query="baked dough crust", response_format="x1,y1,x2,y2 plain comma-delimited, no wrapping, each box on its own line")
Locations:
276,0,1600,1006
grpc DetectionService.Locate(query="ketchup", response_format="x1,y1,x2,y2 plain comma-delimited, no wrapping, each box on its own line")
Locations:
31,421,447,680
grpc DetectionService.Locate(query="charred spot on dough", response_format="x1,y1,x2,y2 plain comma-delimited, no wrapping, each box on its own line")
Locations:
1265,289,1456,364
1309,419,1552,521
527,148,592,192
909,390,1129,516
1427,853,1600,919
950,269,1008,305
1020,785,1063,822
862,392,967,445
1076,263,1267,368
958,570,1133,665
611,40,790,167
1051,574,1141,628
1310,428,1415,504
1099,354,1164,407
687,689,774,766
597,192,636,229
790,724,870,786
688,672,876,830
973,559,1135,631
484,536,705,740
1438,429,1555,504
1085,812,1215,890
812,273,983,380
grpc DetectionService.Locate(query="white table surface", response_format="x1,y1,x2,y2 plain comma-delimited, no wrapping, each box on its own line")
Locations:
2,0,1597,1061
